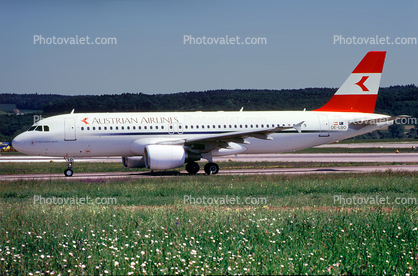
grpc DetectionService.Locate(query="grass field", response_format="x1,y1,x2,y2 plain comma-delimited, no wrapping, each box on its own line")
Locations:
1,171,418,274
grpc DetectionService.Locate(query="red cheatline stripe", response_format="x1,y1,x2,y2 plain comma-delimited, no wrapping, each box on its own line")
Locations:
314,94,378,113
352,51,386,74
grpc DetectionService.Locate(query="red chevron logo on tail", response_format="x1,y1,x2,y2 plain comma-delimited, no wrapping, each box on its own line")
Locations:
355,76,369,92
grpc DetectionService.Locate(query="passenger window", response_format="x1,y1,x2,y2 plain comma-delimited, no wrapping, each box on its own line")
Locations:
121,126,124,130
104,127,107,130
81,127,84,131
98,127,101,130
127,126,130,130
93,127,96,130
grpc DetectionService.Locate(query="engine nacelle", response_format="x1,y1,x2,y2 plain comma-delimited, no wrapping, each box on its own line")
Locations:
144,145,187,170
122,156,146,168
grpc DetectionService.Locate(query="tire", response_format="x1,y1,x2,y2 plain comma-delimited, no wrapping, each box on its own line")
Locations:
186,162,200,175
204,162,219,175
64,168,73,177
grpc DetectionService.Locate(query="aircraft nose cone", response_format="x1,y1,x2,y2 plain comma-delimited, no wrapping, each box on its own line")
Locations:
12,133,27,153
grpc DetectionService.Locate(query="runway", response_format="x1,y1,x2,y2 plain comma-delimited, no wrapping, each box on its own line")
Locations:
1,164,418,181
1,152,418,163
316,142,418,148
1,144,418,180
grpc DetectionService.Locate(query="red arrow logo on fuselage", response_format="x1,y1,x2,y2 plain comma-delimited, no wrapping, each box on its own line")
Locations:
355,76,369,92
81,118,89,124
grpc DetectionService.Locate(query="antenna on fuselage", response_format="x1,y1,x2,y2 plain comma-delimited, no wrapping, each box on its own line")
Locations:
239,107,244,112
70,109,75,114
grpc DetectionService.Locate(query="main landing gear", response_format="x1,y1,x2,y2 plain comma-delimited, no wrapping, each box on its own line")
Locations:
64,157,74,177
204,162,219,175
185,161,219,175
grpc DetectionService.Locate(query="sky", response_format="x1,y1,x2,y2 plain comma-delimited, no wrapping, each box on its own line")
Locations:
1,0,417,95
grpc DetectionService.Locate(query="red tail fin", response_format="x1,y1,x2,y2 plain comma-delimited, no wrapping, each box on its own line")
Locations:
315,51,386,113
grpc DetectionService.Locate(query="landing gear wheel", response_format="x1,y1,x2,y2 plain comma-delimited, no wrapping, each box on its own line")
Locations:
64,156,74,177
204,162,219,175
64,168,73,177
186,161,200,175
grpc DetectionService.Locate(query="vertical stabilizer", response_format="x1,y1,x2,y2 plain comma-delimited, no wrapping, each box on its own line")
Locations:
315,51,386,113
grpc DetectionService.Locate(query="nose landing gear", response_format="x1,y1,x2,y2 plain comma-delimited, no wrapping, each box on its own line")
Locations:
64,157,74,177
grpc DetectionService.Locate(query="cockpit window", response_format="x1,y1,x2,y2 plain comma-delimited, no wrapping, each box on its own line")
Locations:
28,125,50,132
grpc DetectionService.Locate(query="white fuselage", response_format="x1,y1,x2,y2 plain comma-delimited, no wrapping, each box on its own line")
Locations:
12,110,392,158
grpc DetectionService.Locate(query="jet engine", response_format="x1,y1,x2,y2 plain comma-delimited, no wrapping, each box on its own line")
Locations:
122,156,146,168
144,145,188,170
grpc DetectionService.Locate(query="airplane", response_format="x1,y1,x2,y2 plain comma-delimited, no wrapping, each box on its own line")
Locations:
12,51,405,176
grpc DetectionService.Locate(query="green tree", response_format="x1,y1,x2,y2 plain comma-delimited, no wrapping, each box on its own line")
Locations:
388,123,405,139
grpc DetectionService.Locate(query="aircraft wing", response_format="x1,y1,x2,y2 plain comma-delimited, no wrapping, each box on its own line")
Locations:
156,121,304,148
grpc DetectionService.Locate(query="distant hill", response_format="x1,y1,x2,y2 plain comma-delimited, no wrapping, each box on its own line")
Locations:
0,93,71,112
